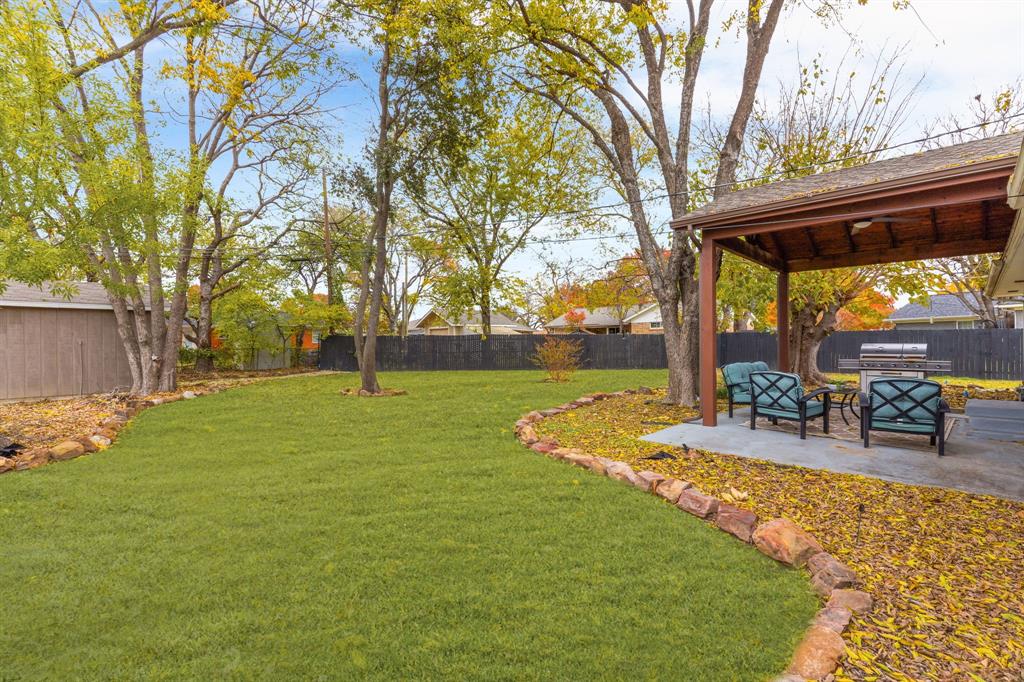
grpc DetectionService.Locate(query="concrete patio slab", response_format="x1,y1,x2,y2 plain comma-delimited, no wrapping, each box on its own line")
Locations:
642,408,1024,501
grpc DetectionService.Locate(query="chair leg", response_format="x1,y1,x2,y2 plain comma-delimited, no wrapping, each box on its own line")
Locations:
728,396,734,419
750,405,756,431
863,426,870,449
771,416,778,426
930,434,936,446
937,425,945,457
822,410,830,435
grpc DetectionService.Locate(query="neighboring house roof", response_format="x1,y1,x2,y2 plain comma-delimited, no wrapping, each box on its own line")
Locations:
0,281,156,311
673,131,1024,225
411,307,533,332
888,293,979,322
545,304,650,329
622,303,661,323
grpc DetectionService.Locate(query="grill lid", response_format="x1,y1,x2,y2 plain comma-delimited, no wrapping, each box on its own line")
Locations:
859,342,927,359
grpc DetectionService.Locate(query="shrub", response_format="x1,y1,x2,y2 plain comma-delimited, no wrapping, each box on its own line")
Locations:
531,337,583,382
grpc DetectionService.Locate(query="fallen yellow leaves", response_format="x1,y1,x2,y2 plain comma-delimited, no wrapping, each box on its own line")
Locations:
536,389,1024,682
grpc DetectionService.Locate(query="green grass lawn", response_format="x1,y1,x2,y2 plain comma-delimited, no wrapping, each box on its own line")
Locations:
0,370,816,680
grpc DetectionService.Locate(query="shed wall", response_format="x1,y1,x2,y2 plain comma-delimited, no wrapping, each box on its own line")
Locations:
0,307,133,400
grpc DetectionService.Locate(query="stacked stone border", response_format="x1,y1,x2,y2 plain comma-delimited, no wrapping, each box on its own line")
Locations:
0,389,214,475
514,389,873,682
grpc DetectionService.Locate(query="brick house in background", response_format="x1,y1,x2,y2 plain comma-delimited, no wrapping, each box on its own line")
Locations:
544,303,663,334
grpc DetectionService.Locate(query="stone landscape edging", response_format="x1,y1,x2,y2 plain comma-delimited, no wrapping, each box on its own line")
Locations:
513,388,873,682
0,388,213,475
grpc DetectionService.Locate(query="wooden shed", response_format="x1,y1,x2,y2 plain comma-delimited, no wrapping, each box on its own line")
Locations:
0,282,137,400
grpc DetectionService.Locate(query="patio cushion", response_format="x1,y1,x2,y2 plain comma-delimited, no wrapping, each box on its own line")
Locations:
751,371,804,412
869,379,941,425
869,418,936,434
731,390,751,403
756,400,825,419
721,361,768,387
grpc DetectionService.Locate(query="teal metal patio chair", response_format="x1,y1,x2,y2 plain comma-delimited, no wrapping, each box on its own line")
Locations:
859,378,950,456
721,361,769,418
750,371,831,439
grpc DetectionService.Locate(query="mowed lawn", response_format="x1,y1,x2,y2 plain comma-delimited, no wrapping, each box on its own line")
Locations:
0,371,816,680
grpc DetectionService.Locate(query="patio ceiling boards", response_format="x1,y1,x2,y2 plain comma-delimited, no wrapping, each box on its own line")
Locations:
671,131,1024,427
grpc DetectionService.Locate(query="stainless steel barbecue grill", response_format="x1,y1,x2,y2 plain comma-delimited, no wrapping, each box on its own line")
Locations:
837,343,952,388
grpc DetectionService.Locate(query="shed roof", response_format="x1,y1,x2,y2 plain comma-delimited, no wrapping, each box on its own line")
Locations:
0,281,154,311
888,293,977,321
674,132,1023,226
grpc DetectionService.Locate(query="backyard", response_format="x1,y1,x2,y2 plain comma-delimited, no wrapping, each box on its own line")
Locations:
0,371,816,680
537,389,1024,681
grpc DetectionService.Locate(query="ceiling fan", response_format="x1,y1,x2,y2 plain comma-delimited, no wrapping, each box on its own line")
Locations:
850,215,915,235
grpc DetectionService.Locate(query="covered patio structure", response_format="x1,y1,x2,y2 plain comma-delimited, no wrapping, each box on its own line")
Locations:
670,131,1024,428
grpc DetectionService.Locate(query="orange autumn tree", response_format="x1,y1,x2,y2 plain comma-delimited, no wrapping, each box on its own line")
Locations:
836,289,895,331
563,309,587,332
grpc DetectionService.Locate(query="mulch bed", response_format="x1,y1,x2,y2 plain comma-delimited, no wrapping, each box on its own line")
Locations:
0,396,129,452
536,390,1024,682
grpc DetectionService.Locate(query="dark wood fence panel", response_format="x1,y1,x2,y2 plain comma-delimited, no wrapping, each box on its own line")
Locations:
320,329,1024,379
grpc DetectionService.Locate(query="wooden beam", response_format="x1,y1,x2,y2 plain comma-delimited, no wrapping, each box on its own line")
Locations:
884,223,897,248
787,235,1009,272
843,221,857,251
699,239,718,427
777,271,790,372
717,236,786,271
930,207,939,242
803,228,819,257
768,230,787,260
982,200,990,239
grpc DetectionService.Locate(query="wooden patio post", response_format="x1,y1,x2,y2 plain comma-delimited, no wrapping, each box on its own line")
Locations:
777,270,790,372
699,237,718,426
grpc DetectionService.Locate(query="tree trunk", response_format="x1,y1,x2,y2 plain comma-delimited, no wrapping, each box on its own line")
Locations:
194,278,215,372
788,305,836,385
480,287,492,338
360,199,388,394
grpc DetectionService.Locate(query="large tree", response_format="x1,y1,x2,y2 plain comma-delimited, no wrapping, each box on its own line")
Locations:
341,0,486,392
711,46,921,382
502,0,798,404
0,0,195,394
174,0,337,372
414,93,599,337
0,0,335,393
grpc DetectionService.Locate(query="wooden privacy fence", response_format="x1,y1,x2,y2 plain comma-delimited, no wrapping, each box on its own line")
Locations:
319,329,1024,380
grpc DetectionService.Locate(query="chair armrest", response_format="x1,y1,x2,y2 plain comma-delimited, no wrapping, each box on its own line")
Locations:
858,391,870,408
937,398,950,413
800,387,831,402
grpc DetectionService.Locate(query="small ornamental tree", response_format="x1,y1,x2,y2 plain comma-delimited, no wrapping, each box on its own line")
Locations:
531,337,583,383
563,309,586,333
